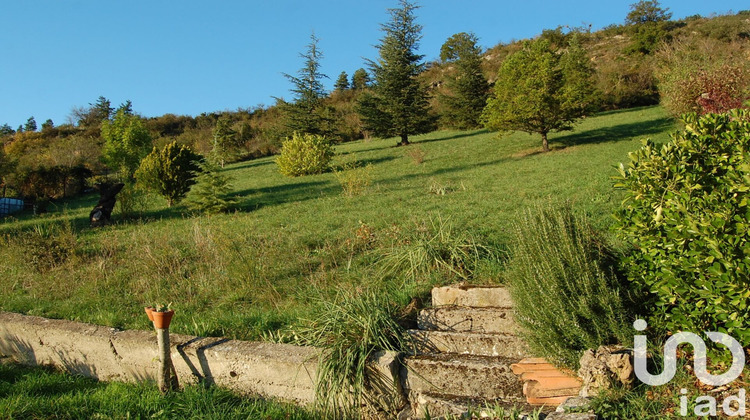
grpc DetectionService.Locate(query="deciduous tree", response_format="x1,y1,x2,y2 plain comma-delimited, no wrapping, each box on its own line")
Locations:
101,109,152,180
482,37,597,152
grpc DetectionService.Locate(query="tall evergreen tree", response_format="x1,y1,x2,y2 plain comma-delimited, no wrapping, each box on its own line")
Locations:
282,32,331,136
357,0,434,146
334,71,350,92
439,32,489,129
41,119,54,131
24,116,37,132
0,124,15,136
351,68,371,90
211,115,236,168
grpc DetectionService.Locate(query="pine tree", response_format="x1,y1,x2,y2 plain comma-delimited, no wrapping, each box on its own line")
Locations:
439,32,489,129
212,115,236,168
351,68,370,90
334,71,350,92
185,159,236,214
282,32,331,137
25,116,37,132
41,119,54,131
357,0,434,146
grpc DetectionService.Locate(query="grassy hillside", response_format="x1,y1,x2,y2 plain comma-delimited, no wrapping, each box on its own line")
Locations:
0,106,675,340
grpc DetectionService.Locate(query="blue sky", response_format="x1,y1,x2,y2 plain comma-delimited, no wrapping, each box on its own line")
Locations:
1,1,746,128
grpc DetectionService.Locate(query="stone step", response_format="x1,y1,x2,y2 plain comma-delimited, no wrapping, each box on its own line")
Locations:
432,284,513,308
417,306,519,335
402,353,525,401
408,392,538,420
407,329,530,359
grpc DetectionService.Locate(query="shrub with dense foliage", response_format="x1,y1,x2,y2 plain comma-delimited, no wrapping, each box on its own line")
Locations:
135,141,202,207
614,110,750,348
275,132,334,177
506,204,631,370
656,39,750,116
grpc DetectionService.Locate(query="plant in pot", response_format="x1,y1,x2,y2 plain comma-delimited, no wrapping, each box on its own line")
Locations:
144,306,155,321
151,303,174,330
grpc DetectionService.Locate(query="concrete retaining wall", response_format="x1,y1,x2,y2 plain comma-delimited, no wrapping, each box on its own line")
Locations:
0,311,320,405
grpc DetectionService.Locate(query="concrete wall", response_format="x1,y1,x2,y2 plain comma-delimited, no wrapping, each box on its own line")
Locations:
0,311,320,405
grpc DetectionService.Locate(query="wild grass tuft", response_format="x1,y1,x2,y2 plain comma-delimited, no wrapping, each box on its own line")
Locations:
292,289,409,418
19,220,78,273
505,203,632,370
334,161,374,197
377,215,491,285
405,145,426,164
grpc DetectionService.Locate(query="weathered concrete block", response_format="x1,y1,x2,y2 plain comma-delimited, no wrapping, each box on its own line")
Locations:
0,312,319,405
407,329,530,358
402,353,524,400
417,307,520,335
431,285,513,308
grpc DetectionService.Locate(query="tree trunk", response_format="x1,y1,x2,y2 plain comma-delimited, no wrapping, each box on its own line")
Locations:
541,132,550,153
398,133,410,146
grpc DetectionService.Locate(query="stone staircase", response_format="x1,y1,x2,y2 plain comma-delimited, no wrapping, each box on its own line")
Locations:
401,285,534,418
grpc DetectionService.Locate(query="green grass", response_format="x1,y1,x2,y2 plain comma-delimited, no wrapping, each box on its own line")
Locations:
0,361,315,419
0,106,676,340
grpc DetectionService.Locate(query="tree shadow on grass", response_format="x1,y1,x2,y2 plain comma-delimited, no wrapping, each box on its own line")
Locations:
221,158,275,173
379,156,512,187
554,116,675,148
412,130,488,145
233,180,339,212
333,155,396,169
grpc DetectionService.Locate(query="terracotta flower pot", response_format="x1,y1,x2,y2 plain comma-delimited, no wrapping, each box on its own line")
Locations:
144,307,155,322
152,310,174,329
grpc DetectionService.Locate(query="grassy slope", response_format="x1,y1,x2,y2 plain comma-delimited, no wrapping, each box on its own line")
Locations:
0,106,675,340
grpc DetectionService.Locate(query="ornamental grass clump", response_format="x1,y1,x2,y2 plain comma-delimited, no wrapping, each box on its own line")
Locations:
292,289,408,418
377,215,490,285
506,203,631,370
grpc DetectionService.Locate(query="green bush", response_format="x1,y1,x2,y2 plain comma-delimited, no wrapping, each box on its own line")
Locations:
614,110,750,348
275,132,334,177
506,204,631,370
656,39,750,116
135,141,202,207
